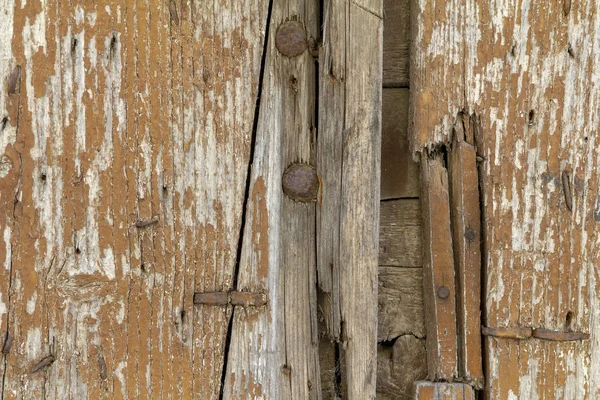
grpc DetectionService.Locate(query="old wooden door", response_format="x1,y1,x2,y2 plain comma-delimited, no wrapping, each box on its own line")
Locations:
410,0,600,398
0,0,382,398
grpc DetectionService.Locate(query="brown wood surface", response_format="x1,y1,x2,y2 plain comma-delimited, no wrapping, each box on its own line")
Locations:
377,335,427,400
448,127,483,387
420,155,458,380
414,381,476,400
379,199,422,267
411,0,600,397
381,89,419,199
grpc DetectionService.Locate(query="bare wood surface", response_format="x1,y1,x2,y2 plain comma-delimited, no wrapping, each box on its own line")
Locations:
378,267,425,341
317,0,382,397
376,335,427,400
411,0,600,397
383,0,410,87
379,199,422,267
420,155,458,380
381,89,419,199
448,126,483,387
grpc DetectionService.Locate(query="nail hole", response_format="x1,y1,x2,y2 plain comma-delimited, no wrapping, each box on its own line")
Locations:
528,110,536,126
40,173,47,182
510,44,517,57
1,117,7,131
162,185,168,194
180,309,186,322
140,263,146,272
567,43,575,58
75,247,81,255
71,38,78,53
565,311,574,330
584,136,589,142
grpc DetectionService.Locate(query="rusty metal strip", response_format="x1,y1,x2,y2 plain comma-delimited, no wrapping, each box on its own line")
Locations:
193,291,267,307
482,326,589,341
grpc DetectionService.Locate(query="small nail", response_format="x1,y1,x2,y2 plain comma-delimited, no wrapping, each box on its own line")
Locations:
282,163,319,202
437,286,450,299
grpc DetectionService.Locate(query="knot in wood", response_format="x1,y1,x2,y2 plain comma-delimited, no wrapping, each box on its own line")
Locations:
282,163,319,202
437,286,450,299
275,21,307,58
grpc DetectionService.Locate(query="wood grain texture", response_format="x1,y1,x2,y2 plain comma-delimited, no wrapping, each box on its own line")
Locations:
411,0,600,397
382,0,410,87
222,1,321,398
420,155,458,381
378,199,422,267
378,267,425,341
376,335,427,400
317,0,382,397
448,126,483,387
381,89,419,199
413,381,476,400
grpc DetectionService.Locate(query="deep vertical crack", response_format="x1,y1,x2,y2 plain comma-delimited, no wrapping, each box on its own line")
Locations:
218,0,274,397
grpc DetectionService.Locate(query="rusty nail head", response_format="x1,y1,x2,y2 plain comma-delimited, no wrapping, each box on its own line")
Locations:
464,227,476,241
437,286,450,299
275,21,307,58
282,163,319,202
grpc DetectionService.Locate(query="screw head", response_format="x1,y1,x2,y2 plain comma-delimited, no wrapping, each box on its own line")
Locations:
282,163,319,202
464,227,477,241
275,21,307,58
437,286,450,299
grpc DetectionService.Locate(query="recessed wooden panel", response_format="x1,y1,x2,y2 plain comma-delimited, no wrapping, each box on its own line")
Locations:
379,199,422,267
383,0,410,87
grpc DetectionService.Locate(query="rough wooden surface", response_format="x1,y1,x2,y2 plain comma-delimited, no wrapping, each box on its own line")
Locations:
376,335,427,400
448,122,483,387
420,155,458,380
381,89,419,199
222,1,321,397
411,0,600,397
0,0,269,398
414,381,476,400
317,0,382,397
378,266,424,342
379,199,422,267
383,0,410,87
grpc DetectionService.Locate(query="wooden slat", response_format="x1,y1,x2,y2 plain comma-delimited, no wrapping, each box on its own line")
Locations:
378,267,425,341
379,199,422,267
420,155,458,380
381,89,419,199
317,0,383,396
383,0,410,87
414,381,476,400
411,0,600,397
448,127,483,387
376,335,427,400
223,1,321,398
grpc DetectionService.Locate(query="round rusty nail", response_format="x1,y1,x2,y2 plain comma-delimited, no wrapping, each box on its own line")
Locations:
437,286,450,299
275,21,307,58
282,163,319,202
464,227,477,241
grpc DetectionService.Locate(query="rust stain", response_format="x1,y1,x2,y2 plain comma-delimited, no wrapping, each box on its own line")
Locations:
251,176,269,282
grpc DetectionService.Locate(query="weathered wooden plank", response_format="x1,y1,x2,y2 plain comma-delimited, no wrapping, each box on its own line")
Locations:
411,0,600,397
381,89,419,199
448,122,483,387
376,335,427,400
222,1,321,398
420,155,458,380
0,0,269,398
379,199,422,267
413,381,476,400
317,0,383,396
378,267,425,341
383,0,410,87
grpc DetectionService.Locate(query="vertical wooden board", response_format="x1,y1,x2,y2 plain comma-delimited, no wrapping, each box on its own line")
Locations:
317,0,382,397
376,335,427,400
420,155,458,380
222,0,321,398
378,199,422,267
0,0,268,398
382,0,410,87
448,139,483,387
381,89,419,199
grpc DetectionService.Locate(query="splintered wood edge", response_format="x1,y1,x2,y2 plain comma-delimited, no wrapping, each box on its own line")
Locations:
414,381,476,400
